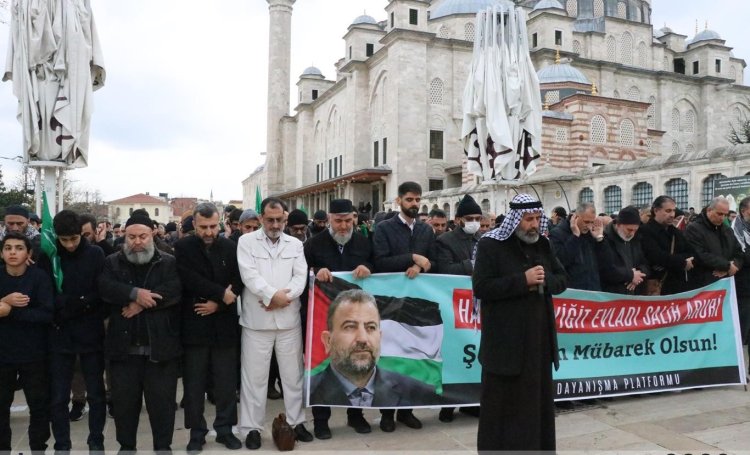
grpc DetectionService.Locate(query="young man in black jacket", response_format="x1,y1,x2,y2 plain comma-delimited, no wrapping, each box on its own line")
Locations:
98,214,182,453
0,232,54,453
372,181,435,432
39,210,107,452
174,203,244,453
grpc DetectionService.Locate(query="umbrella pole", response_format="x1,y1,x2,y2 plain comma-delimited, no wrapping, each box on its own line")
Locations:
29,161,67,216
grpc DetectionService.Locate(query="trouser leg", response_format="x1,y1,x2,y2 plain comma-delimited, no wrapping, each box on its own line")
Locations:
0,365,17,451
71,356,86,404
110,356,145,450
19,360,50,451
49,353,75,450
80,351,106,446
143,358,178,451
238,329,273,432
211,345,239,435
275,327,305,426
183,345,210,440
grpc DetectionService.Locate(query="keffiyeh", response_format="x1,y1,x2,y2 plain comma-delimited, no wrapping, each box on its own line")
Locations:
482,194,548,242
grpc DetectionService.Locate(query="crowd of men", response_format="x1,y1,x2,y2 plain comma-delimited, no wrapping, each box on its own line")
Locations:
1,181,748,453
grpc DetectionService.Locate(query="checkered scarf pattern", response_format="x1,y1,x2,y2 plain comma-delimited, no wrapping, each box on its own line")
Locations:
482,194,548,242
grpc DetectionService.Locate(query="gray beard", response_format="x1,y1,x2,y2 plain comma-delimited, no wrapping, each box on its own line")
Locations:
123,241,156,265
514,228,540,244
329,227,353,246
616,229,634,242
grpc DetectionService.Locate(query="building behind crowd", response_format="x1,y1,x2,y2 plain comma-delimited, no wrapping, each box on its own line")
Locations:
243,0,750,216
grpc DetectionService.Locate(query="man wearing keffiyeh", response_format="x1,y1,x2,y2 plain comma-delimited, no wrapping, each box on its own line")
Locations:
731,196,750,354
472,194,567,452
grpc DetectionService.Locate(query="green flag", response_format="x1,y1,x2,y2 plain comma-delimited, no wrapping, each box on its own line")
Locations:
255,186,262,213
40,192,63,293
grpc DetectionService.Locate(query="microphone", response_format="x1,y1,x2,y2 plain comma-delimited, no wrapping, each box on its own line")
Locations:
534,256,545,295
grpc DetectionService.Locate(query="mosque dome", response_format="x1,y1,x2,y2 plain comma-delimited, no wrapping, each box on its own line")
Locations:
690,29,722,44
533,0,565,12
351,14,378,26
301,66,324,78
537,62,590,85
654,26,673,38
430,0,515,20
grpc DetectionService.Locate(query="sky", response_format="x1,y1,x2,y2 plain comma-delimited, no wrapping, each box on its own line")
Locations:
0,0,746,203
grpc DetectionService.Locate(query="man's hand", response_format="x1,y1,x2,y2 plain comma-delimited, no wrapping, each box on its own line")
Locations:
685,257,694,271
316,268,333,283
2,292,29,308
222,285,237,305
713,270,728,278
591,219,604,239
0,301,11,317
411,254,431,272
122,302,144,319
525,265,545,287
728,261,740,277
352,265,371,280
270,289,292,308
406,264,421,279
570,214,580,237
96,222,108,243
631,269,646,286
135,288,162,308
194,301,219,316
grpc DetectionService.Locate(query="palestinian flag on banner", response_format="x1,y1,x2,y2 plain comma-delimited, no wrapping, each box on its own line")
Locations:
307,276,444,394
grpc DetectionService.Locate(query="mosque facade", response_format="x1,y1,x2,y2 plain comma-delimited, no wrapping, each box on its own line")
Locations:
243,0,750,217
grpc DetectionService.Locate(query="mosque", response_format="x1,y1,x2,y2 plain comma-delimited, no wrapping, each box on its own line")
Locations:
242,0,750,217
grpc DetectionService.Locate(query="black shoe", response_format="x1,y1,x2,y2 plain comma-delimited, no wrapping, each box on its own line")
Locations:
439,408,455,422
347,414,371,434
313,420,332,440
267,385,282,400
245,431,261,450
215,433,242,450
88,442,105,453
379,413,395,432
459,406,480,417
186,438,204,454
69,401,87,422
396,411,422,429
294,424,313,442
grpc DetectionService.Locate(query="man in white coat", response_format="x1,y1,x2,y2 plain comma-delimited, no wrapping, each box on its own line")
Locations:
237,197,313,450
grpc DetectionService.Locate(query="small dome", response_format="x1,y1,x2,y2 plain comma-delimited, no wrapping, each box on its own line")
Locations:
301,66,323,78
533,0,565,12
351,14,377,26
430,0,514,20
537,62,590,85
690,29,722,44
654,26,673,38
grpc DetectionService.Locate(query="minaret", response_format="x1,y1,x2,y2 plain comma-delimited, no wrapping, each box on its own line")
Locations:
265,0,296,194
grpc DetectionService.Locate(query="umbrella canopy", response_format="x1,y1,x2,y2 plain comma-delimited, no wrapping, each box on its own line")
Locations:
462,3,541,182
3,0,105,168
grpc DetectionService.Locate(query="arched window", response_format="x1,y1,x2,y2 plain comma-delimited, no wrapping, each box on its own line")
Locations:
579,187,594,204
647,96,656,129
686,143,695,153
443,203,451,218
625,86,640,101
481,199,491,213
429,78,444,105
590,115,607,144
619,119,635,146
572,40,581,55
465,22,475,42
632,182,653,207
638,42,648,67
421,204,429,213
617,1,627,18
671,108,680,132
593,0,604,17
671,141,681,154
665,178,689,210
566,0,578,17
684,110,695,134
620,32,633,65
154,208,160,217
606,36,616,61
613,90,621,99
438,25,450,39
604,185,622,214
701,173,727,208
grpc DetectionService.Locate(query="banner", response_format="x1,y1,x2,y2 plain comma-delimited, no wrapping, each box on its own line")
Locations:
714,176,750,212
304,274,746,408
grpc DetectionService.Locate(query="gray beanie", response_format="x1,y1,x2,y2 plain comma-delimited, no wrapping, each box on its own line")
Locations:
239,209,259,223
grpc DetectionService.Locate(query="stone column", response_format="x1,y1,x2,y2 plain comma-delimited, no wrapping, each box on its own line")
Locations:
266,0,296,194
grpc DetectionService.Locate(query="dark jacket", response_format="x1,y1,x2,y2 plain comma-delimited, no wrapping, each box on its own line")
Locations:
598,223,651,295
98,249,182,362
730,218,750,298
472,235,566,376
173,235,243,347
373,215,435,272
433,227,479,275
0,266,54,364
548,218,604,291
685,212,744,288
639,219,696,294
38,238,106,354
304,229,373,274
309,365,442,407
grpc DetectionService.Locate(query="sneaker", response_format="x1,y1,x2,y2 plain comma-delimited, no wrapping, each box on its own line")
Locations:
245,430,261,450
215,433,242,450
69,401,87,422
294,424,313,442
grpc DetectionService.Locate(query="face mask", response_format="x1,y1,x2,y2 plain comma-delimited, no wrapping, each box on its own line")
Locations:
463,221,480,235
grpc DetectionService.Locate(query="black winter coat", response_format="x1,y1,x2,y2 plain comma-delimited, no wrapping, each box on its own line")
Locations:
598,223,651,295
373,216,435,272
173,235,243,347
472,235,566,376
99,249,182,362
548,218,605,291
433,227,479,275
38,239,106,354
304,229,373,273
639,219,696,294
685,213,744,288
